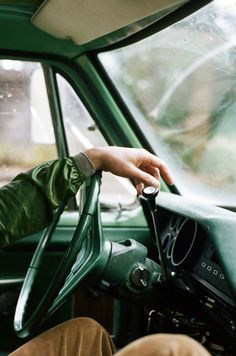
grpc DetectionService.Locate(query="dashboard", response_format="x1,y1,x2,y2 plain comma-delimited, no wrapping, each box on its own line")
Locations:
161,214,233,306
141,191,236,351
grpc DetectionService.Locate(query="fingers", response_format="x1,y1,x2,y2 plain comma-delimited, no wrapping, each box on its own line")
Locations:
135,182,144,195
156,160,174,186
143,166,161,182
132,150,174,194
84,146,174,189
142,152,174,186
132,157,174,194
130,166,161,190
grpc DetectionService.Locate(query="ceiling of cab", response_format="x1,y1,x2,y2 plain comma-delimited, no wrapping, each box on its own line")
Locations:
0,0,43,5
32,0,190,46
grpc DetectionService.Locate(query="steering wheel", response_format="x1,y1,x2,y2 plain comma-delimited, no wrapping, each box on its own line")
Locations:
14,173,111,338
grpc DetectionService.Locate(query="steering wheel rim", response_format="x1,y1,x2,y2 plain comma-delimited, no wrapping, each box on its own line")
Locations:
14,172,111,338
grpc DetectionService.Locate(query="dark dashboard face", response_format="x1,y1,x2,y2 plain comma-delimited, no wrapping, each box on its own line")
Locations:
141,192,236,345
160,213,234,306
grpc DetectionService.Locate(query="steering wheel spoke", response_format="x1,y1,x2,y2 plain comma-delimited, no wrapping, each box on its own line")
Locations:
48,202,111,317
14,173,110,338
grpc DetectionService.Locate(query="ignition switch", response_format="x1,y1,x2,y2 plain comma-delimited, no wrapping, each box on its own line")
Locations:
131,264,151,287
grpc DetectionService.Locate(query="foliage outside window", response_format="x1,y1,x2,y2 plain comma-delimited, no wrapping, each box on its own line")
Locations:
99,0,236,207
0,60,57,187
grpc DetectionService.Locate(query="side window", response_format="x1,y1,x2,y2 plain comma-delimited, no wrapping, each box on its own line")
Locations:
56,74,137,207
0,60,57,187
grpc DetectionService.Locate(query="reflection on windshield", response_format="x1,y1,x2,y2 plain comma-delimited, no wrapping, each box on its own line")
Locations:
99,0,236,206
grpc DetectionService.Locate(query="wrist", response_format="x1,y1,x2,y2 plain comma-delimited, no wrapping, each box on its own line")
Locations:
83,147,103,171
73,152,95,177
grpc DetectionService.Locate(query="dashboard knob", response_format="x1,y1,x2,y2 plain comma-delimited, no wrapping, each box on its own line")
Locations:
142,186,159,211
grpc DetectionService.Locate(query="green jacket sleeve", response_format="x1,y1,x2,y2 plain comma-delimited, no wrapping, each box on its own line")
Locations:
0,156,86,248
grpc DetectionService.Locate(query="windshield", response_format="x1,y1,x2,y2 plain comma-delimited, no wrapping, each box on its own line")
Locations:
99,0,236,207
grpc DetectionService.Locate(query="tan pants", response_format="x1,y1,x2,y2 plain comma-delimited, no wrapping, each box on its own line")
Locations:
10,317,211,356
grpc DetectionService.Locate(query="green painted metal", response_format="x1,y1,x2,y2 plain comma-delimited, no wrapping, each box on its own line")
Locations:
47,175,112,317
43,64,69,157
0,5,82,58
102,239,162,296
0,1,211,58
73,55,142,147
0,1,212,61
5,225,151,252
39,56,142,149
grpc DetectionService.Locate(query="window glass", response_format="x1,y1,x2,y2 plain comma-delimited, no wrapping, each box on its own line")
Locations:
57,74,137,206
0,60,57,187
99,0,236,207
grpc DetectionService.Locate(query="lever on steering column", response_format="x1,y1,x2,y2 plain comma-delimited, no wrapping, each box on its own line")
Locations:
142,187,168,282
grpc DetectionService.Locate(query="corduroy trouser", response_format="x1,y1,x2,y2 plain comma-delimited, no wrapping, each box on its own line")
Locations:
10,317,210,356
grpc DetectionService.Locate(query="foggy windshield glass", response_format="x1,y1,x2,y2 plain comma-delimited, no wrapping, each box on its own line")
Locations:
99,0,236,207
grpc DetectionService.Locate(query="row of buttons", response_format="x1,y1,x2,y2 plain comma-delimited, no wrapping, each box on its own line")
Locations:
201,261,225,279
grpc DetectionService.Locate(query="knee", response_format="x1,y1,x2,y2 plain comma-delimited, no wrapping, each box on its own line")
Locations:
68,317,103,332
63,317,107,339
116,333,210,356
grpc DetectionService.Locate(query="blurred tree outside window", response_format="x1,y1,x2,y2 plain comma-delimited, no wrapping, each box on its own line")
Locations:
0,60,57,187
99,0,236,207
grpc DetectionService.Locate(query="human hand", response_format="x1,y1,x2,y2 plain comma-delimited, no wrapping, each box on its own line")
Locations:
84,146,174,194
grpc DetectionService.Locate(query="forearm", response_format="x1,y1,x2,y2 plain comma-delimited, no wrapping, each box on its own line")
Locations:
0,154,94,248
0,146,173,248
